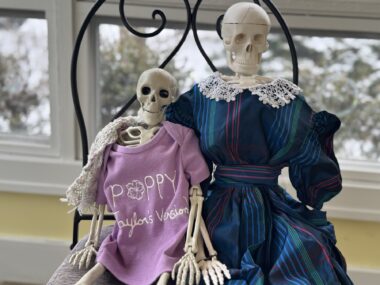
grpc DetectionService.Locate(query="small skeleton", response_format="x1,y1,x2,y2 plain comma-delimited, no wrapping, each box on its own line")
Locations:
70,68,230,285
221,2,272,88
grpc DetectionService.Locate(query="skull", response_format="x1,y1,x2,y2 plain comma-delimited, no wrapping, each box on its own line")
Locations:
221,2,271,76
136,68,177,126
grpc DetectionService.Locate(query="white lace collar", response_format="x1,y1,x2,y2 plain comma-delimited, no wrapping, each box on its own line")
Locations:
197,72,302,108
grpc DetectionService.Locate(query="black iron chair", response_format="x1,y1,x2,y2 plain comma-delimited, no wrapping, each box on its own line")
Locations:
48,1,298,283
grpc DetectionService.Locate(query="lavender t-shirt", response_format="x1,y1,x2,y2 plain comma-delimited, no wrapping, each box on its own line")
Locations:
96,121,210,285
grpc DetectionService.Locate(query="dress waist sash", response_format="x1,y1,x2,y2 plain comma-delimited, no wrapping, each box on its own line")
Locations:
214,164,282,186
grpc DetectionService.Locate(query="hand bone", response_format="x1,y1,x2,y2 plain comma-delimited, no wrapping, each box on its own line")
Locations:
198,258,231,285
69,244,98,270
172,250,201,285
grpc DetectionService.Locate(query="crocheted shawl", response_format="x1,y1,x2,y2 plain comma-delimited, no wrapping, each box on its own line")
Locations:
65,116,140,214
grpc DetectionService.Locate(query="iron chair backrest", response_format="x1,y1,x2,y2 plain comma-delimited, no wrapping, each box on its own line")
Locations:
69,0,298,249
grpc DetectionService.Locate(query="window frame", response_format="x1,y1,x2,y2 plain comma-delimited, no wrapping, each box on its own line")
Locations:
0,0,75,158
0,0,78,196
0,0,379,222
81,0,380,222
0,9,54,152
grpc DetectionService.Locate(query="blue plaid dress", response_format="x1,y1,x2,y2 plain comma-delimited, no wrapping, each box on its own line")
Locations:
166,73,353,285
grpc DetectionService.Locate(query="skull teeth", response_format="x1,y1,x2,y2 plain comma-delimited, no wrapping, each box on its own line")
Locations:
231,52,259,66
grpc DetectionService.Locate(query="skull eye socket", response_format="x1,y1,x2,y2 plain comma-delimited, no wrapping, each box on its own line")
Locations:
141,86,151,95
159,89,169,98
234,33,246,44
254,34,265,43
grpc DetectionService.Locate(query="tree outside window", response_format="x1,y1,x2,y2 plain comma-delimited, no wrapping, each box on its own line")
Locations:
0,17,50,138
98,25,380,162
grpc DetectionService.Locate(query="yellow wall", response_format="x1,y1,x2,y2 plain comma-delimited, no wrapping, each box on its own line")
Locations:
0,191,379,269
0,192,73,240
331,218,380,269
0,192,109,241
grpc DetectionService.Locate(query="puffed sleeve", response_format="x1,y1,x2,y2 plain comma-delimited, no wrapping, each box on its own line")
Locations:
268,95,342,210
166,87,195,129
181,129,210,185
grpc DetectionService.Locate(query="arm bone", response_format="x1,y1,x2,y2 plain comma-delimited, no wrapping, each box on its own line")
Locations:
84,205,99,247
93,204,105,247
184,185,204,254
200,217,218,258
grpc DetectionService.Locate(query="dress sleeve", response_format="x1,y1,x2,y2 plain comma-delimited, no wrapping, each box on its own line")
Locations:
166,87,195,129
181,129,210,186
269,95,342,210
289,97,342,209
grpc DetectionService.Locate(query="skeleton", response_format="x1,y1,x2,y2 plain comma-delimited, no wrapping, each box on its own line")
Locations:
221,2,272,88
70,68,230,285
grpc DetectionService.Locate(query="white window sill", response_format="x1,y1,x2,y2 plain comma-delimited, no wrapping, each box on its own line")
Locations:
0,154,81,196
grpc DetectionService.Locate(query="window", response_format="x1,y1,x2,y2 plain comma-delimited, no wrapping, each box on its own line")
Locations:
262,34,380,163
97,23,214,129
86,1,380,222
0,0,378,220
96,21,380,162
97,24,189,128
0,0,77,196
0,16,50,141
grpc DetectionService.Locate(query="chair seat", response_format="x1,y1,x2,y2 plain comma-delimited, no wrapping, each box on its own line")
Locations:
47,225,124,285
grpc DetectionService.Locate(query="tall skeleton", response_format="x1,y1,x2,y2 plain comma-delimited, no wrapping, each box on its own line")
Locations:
70,68,230,285
220,2,272,88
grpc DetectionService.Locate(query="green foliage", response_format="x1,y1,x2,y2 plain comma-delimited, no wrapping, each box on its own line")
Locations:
0,55,39,132
99,27,190,128
0,18,48,135
216,33,380,161
1,17,379,160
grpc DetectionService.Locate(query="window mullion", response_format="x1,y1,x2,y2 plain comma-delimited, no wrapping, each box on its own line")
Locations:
74,5,99,160
49,0,76,160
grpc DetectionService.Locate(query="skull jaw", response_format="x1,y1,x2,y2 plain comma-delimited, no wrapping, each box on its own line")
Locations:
226,51,261,76
139,108,165,127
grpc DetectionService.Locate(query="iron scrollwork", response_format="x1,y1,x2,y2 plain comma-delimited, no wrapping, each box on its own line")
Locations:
119,0,167,38
70,0,298,248
112,0,193,120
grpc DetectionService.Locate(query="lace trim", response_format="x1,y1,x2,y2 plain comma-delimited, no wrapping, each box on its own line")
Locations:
198,72,301,108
